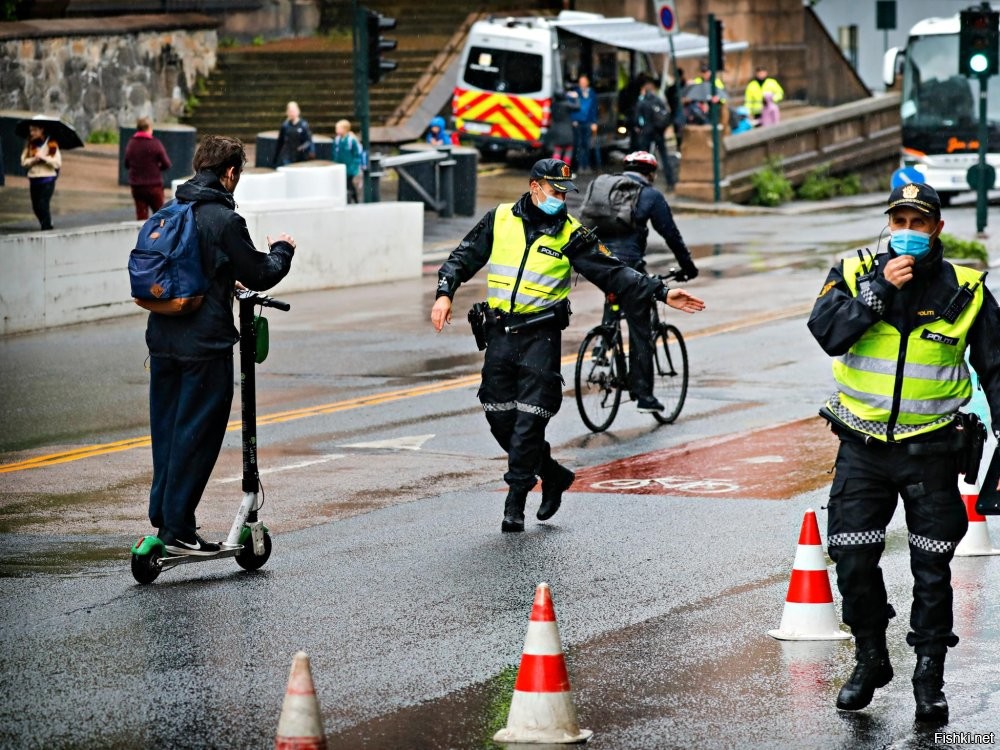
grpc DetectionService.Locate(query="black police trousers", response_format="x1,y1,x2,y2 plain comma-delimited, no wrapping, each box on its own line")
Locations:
148,354,234,540
478,322,563,490
826,435,968,656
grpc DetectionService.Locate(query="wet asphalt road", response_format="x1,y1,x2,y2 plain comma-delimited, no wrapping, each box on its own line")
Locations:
3,188,1000,748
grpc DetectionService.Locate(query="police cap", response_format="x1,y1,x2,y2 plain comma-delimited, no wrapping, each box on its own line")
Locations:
530,158,577,193
885,182,941,216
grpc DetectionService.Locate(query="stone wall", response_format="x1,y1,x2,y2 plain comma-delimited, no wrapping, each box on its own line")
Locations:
0,15,218,138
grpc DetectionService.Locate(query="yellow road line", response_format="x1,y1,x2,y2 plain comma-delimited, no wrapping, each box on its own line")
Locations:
0,304,810,474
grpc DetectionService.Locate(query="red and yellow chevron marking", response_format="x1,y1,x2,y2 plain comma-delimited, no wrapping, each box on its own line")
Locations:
452,87,550,143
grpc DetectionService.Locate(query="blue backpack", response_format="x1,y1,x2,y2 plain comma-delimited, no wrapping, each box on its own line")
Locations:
128,201,209,315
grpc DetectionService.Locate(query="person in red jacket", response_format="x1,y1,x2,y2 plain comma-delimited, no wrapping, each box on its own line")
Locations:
124,117,172,220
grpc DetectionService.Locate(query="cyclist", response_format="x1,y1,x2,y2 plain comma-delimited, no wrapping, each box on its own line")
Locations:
601,150,699,413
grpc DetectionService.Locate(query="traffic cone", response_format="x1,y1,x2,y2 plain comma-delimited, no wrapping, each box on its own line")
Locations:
768,508,851,641
275,651,327,750
493,583,593,744
954,478,1000,556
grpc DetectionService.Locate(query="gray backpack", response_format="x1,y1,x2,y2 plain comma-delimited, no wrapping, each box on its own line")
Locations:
579,174,643,235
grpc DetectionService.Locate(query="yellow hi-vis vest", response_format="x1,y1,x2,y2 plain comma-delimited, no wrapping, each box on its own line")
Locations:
830,257,985,441
744,78,784,116
486,203,578,315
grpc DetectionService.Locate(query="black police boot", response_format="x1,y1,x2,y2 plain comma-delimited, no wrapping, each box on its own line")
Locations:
537,463,575,521
501,486,529,533
836,635,893,711
912,654,948,723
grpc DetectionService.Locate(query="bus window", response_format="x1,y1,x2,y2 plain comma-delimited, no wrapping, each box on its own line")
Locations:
463,47,544,94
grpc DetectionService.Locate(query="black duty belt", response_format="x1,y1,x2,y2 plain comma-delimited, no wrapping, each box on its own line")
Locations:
831,424,964,455
485,300,571,334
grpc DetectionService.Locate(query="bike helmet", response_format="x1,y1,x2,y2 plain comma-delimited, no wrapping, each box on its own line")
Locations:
623,150,658,174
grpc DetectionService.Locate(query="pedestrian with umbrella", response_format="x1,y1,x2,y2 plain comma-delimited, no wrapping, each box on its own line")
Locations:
16,115,83,231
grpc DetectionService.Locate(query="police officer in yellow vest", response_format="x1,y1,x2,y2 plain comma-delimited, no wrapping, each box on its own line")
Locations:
743,67,784,118
808,182,1000,723
431,159,705,532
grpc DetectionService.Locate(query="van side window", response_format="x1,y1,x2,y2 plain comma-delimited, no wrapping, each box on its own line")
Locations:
464,46,543,94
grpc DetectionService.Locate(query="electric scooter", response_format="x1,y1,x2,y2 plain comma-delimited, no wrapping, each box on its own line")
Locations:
130,289,290,584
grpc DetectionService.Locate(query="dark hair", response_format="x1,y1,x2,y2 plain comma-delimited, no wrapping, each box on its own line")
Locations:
136,117,151,131
193,135,246,177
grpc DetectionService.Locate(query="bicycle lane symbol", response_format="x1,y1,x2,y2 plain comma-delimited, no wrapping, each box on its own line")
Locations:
589,476,740,494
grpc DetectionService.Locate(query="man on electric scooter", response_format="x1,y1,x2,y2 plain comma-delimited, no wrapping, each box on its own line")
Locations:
145,135,295,556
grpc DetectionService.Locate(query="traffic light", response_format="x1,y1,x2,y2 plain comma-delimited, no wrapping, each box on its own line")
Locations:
960,6,999,77
709,17,725,72
366,10,397,85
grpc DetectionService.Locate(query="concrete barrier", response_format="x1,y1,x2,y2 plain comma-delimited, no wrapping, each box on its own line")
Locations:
0,201,423,335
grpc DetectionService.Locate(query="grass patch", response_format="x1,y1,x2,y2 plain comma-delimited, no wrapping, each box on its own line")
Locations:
940,232,989,264
795,163,862,200
86,128,118,145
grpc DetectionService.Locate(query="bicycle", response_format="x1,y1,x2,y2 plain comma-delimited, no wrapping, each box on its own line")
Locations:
574,270,689,433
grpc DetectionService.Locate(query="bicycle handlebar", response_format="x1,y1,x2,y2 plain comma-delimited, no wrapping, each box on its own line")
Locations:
236,289,291,311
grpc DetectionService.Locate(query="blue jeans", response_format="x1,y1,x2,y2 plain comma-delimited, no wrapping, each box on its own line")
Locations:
572,124,596,170
148,355,234,539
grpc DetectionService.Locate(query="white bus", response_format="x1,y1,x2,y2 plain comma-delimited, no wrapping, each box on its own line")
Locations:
884,13,1000,204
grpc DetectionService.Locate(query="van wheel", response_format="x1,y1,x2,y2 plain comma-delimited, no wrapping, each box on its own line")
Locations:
938,193,953,207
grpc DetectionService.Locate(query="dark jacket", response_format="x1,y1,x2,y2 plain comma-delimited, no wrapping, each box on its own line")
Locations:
124,132,171,187
436,192,666,305
273,118,315,167
601,172,696,275
145,170,295,360
808,242,1000,434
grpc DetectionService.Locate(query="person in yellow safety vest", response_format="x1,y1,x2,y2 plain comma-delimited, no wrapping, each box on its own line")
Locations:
431,158,705,532
808,181,1000,725
743,67,784,118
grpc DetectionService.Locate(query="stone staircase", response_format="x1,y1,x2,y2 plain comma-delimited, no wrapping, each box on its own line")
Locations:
183,1,558,142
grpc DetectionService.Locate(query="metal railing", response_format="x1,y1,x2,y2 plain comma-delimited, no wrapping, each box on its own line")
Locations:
368,146,456,217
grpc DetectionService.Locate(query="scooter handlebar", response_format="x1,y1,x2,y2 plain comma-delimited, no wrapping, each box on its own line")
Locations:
236,289,291,311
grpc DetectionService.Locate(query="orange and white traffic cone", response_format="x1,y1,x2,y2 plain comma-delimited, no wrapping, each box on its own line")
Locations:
493,583,593,744
768,508,850,641
275,651,327,750
954,477,1000,556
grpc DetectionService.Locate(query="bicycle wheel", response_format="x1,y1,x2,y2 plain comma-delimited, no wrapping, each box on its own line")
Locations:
652,323,688,424
575,328,623,433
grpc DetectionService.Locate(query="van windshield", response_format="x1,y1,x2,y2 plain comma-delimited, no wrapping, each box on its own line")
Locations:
463,46,544,94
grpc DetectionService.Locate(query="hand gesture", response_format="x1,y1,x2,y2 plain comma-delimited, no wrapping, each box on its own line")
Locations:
267,233,296,249
431,296,453,332
666,289,706,314
883,255,914,289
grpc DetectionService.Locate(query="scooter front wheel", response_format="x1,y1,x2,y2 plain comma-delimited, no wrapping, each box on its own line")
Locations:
235,530,272,571
131,549,162,584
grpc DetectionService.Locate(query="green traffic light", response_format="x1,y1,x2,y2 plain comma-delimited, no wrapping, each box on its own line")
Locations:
971,52,990,73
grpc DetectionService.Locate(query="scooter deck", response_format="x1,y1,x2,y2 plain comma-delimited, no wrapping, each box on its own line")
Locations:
158,544,243,570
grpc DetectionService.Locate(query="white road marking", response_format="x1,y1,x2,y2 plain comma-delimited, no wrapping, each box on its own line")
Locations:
340,434,435,451
214,453,346,484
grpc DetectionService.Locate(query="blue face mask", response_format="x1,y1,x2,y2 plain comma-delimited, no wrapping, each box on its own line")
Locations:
889,228,932,258
537,193,566,215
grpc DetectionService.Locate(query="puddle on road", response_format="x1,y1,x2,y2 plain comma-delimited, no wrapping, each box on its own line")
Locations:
0,540,123,578
683,242,844,279
326,664,520,749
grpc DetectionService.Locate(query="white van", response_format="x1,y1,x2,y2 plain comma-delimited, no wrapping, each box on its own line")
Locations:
452,11,745,156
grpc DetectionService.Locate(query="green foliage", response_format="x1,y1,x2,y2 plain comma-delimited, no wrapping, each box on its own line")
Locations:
939,233,989,264
252,35,265,46
218,36,237,48
86,129,118,145
795,163,863,200
749,158,794,207
1,0,25,21
185,94,201,113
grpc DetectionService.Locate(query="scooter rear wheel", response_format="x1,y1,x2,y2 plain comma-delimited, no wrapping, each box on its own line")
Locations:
235,531,272,571
131,549,162,584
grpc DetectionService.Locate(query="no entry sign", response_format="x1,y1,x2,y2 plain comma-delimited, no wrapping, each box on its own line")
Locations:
654,0,678,35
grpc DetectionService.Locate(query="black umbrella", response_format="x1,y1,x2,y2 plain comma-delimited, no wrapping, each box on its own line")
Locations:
15,115,85,150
